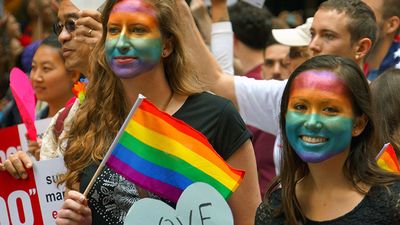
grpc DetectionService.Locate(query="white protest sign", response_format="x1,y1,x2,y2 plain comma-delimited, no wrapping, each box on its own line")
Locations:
0,157,66,225
0,118,51,164
71,0,105,10
33,157,67,224
124,182,233,225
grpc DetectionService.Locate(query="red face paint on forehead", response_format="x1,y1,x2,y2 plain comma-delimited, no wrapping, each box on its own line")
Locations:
112,0,157,17
290,70,351,96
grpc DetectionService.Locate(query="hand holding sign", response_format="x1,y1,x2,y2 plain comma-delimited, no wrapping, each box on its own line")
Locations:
10,67,37,141
124,182,233,225
0,158,66,225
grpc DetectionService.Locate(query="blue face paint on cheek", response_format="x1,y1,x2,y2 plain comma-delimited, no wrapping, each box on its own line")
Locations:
105,35,162,79
285,111,353,163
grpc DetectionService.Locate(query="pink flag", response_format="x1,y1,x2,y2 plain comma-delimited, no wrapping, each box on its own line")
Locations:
10,67,37,141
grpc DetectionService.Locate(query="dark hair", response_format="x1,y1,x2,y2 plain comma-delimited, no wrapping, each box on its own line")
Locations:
319,0,377,45
382,0,400,19
371,68,400,156
39,34,63,59
266,55,400,224
229,1,273,50
41,34,62,49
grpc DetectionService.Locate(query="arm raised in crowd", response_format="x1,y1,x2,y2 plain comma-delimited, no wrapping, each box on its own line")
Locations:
176,0,237,106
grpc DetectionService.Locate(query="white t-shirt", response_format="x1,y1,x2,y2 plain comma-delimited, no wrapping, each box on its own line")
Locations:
234,76,286,134
234,76,287,174
211,22,287,174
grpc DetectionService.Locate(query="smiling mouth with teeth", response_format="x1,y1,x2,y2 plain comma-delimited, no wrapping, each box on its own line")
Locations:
301,136,328,143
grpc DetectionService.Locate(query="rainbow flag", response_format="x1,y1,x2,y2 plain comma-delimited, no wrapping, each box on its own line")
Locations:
105,96,244,203
376,143,400,174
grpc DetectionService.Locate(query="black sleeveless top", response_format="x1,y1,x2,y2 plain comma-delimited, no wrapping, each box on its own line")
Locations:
79,92,252,225
255,181,400,225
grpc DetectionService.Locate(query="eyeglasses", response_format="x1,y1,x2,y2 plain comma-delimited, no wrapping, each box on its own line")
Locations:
53,19,76,36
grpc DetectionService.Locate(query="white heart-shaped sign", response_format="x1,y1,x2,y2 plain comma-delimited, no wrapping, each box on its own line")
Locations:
124,182,234,225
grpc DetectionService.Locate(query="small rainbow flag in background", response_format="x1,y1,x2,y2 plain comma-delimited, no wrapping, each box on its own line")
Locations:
376,143,400,174
101,95,244,203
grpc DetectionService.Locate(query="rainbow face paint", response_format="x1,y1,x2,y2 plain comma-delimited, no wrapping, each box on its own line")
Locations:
105,0,162,79
285,71,354,163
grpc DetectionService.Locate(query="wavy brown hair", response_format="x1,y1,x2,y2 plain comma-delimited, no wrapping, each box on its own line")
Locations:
60,0,204,189
265,55,400,225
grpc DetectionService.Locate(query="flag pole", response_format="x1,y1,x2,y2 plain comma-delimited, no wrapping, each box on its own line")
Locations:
375,143,390,161
83,94,146,197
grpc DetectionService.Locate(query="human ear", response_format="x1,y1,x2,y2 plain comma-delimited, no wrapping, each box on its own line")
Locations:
161,38,174,58
383,16,400,35
352,114,369,137
354,38,372,61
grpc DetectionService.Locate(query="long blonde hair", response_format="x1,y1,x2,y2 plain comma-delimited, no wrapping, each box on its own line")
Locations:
60,0,203,189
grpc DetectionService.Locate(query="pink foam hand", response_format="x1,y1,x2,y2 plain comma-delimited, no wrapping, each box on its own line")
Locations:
10,67,37,141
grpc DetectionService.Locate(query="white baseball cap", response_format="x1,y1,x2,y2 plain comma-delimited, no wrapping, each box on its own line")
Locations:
272,17,313,47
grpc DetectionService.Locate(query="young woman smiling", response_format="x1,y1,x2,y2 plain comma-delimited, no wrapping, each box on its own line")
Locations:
255,55,400,225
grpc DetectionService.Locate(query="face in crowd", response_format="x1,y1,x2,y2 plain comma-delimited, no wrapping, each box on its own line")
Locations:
105,0,163,78
56,0,91,72
30,44,78,107
263,44,290,80
285,70,359,163
309,10,359,61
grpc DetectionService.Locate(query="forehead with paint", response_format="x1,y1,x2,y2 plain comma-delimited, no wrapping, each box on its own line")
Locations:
289,70,353,99
108,0,159,33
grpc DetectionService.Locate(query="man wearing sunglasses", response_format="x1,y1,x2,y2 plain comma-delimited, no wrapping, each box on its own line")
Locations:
0,0,103,180
55,0,102,76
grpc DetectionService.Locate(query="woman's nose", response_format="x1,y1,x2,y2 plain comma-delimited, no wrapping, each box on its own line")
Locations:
30,70,44,83
304,113,322,130
116,34,130,54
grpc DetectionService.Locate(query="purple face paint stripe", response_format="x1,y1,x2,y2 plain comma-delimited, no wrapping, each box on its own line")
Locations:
112,0,157,18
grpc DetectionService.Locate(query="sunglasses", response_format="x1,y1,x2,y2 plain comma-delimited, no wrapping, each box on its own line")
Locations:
53,19,77,36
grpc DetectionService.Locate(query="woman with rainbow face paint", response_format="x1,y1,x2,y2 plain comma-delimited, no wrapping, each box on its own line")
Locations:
255,55,400,225
55,1,260,225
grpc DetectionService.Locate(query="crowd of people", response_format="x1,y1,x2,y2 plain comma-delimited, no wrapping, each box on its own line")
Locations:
0,0,400,224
